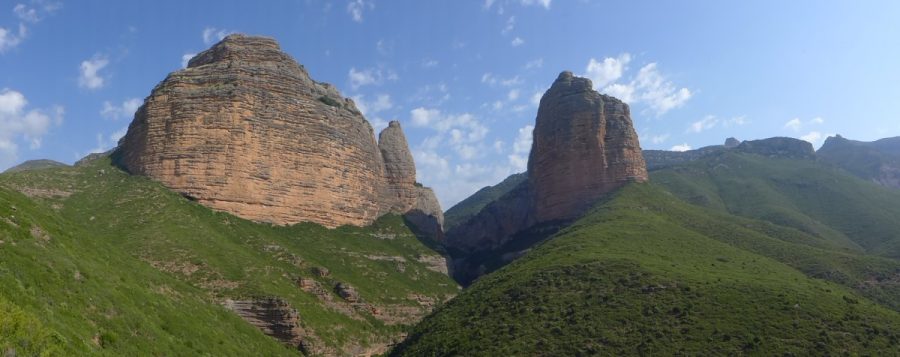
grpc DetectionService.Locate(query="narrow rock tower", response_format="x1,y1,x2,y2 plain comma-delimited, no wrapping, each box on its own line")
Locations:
528,71,648,222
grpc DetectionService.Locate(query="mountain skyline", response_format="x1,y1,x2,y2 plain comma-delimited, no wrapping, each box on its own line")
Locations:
2,0,899,207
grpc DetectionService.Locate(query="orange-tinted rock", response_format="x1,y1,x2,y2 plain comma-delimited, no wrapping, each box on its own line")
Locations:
528,71,648,222
116,34,442,229
379,121,418,213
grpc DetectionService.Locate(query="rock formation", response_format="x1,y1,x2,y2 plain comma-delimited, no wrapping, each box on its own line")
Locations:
643,138,741,171
819,135,900,190
114,34,441,229
528,71,648,222
445,71,647,282
735,137,815,159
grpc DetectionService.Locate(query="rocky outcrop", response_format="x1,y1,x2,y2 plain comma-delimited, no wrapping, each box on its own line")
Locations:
643,138,739,171
736,137,815,159
223,298,306,349
379,121,418,212
115,34,441,229
445,71,647,282
819,135,900,190
528,71,647,222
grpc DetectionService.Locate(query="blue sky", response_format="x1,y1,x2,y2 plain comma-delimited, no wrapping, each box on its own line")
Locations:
2,1,900,207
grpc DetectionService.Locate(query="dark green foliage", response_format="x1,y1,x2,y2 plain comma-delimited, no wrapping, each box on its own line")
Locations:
393,184,900,356
317,95,342,107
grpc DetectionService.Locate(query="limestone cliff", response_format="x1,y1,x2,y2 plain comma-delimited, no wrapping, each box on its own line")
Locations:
115,34,440,229
445,71,647,282
528,71,648,222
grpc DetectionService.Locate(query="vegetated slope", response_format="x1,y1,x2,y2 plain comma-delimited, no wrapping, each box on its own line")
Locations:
0,175,294,355
651,150,900,259
2,159,68,173
443,172,526,231
393,184,900,356
818,135,900,189
0,157,458,355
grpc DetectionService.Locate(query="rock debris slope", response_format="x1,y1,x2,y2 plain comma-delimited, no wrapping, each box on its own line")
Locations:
115,34,441,229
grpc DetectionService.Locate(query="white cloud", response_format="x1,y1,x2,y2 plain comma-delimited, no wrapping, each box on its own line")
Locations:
410,107,489,160
687,115,746,134
784,117,823,132
78,55,109,90
689,115,719,133
586,53,631,88
530,91,543,106
351,94,392,116
421,59,439,68
0,88,63,169
347,0,374,22
348,67,397,89
800,131,823,145
202,27,233,45
784,118,802,131
512,124,533,154
520,0,552,9
1,2,59,54
588,57,692,116
632,63,692,115
511,37,524,47
13,4,40,23
88,127,128,154
100,98,142,120
523,58,543,70
181,53,196,68
502,16,516,34
0,23,27,53
670,143,692,152
481,73,522,87
507,89,520,101
649,133,670,144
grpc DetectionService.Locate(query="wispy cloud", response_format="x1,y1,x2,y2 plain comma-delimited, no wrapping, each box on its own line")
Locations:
100,98,142,120
202,27,233,45
78,55,110,90
585,54,693,116
347,0,374,23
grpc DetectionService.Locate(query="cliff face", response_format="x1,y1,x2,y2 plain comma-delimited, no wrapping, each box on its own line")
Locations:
445,72,647,283
116,34,440,229
528,71,648,222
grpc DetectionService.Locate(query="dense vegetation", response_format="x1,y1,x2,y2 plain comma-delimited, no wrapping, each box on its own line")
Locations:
652,151,900,258
393,184,900,356
0,157,457,355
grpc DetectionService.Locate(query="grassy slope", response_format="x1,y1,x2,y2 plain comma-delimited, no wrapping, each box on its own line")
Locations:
817,136,900,184
0,158,458,355
393,184,900,356
443,173,527,231
651,151,900,258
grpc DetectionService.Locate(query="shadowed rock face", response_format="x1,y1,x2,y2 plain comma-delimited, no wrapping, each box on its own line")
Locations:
116,34,441,229
528,71,648,222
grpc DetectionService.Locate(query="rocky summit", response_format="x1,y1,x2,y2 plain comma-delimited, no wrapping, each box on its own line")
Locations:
115,34,440,229
445,71,647,280
528,71,647,222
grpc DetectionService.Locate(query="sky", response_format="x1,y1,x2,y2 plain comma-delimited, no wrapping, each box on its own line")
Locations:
2,0,900,208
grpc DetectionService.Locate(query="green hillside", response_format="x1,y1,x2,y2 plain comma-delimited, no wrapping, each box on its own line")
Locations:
818,135,900,188
0,157,457,355
652,150,900,258
443,172,527,231
392,184,900,356
2,159,68,174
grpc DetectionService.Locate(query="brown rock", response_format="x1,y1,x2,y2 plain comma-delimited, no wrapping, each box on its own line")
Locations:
379,121,418,212
335,282,361,302
223,297,305,349
445,71,648,283
528,71,648,222
115,34,442,229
